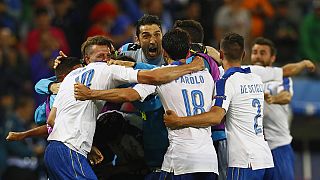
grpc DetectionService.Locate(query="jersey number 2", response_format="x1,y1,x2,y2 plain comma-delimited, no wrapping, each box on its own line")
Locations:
182,89,205,116
252,98,262,135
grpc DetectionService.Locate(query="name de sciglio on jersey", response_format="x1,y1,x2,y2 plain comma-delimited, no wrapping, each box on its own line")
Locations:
240,83,264,94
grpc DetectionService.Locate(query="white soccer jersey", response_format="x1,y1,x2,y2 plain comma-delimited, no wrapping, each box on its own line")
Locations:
213,67,274,170
133,68,218,175
48,62,138,157
263,77,293,150
218,65,283,83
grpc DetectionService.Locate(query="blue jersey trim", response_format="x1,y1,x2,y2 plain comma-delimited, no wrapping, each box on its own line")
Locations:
283,77,290,91
222,67,251,79
214,80,227,107
214,67,251,107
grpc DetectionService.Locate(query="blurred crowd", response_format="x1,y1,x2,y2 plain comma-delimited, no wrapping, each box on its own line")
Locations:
0,0,319,179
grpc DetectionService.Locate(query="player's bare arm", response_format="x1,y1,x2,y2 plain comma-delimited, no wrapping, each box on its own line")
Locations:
264,91,292,105
6,125,49,141
164,106,226,129
106,56,205,85
47,107,57,127
107,59,136,67
206,46,222,65
74,57,204,102
74,83,140,102
6,131,27,141
282,60,316,77
137,56,204,85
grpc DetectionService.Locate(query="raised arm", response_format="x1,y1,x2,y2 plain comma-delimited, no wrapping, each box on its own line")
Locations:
164,106,226,129
206,46,222,65
137,56,204,85
282,60,316,77
108,59,158,70
265,77,293,105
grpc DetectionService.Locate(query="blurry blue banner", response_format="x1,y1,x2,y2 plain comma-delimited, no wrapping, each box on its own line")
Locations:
291,78,320,116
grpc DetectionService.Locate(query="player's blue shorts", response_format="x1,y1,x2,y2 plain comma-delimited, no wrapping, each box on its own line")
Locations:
44,141,97,180
265,144,294,180
159,171,217,180
227,167,273,180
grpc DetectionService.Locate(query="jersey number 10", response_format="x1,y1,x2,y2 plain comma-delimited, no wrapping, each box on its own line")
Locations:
75,69,95,87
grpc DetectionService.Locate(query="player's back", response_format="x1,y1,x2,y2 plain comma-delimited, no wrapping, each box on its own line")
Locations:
157,69,214,137
219,65,283,83
55,63,108,113
222,70,273,170
156,69,218,175
48,62,138,156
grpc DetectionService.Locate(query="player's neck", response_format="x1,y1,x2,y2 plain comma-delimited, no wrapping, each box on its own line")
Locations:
223,60,241,72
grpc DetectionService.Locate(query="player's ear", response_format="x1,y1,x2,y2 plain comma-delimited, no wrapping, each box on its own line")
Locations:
219,50,224,61
241,51,246,61
271,55,276,65
83,56,90,65
134,36,140,45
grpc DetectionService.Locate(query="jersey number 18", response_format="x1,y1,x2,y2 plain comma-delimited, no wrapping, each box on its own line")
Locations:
182,89,205,116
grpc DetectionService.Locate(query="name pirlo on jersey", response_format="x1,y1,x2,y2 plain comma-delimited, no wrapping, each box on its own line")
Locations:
240,83,264,94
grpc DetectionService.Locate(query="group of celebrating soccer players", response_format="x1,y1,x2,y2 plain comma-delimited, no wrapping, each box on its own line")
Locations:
7,14,316,180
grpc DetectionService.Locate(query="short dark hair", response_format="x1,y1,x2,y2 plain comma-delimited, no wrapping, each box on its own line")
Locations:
173,20,204,43
81,35,113,58
136,14,162,37
94,111,126,143
190,43,207,54
251,37,277,56
55,57,82,80
162,28,190,60
220,32,244,62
